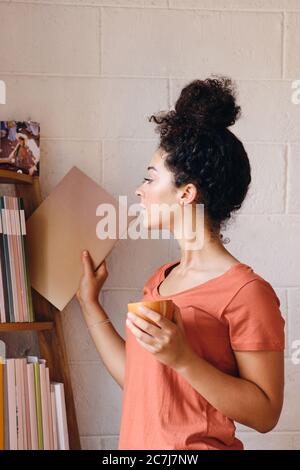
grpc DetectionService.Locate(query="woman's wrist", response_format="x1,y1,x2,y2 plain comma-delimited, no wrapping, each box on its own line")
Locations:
82,298,100,309
80,299,109,326
86,317,111,331
78,297,99,313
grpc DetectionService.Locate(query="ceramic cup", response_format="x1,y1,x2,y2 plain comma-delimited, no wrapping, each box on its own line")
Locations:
127,299,175,326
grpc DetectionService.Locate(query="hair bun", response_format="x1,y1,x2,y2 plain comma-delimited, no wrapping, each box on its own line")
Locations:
174,76,241,131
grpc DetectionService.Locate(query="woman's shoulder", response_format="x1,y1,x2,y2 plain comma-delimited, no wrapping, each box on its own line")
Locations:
221,274,285,352
222,272,282,321
218,263,281,315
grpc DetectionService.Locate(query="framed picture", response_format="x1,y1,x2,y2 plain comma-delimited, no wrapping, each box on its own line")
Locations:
0,121,40,176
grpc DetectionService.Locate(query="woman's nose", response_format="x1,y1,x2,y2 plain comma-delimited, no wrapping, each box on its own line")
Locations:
135,186,142,197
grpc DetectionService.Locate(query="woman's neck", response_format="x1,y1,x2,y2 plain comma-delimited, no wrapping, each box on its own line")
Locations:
173,227,236,273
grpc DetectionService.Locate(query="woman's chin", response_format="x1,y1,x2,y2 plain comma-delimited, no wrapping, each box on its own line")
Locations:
141,212,171,232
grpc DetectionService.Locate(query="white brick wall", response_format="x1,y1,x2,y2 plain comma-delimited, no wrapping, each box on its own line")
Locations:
0,0,299,450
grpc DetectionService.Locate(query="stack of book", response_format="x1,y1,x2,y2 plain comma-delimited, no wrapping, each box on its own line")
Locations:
0,195,34,323
0,354,69,450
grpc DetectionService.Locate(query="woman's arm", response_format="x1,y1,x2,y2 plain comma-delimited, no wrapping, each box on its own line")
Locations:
174,349,284,433
76,251,126,389
80,300,126,389
8,145,18,160
1,147,16,162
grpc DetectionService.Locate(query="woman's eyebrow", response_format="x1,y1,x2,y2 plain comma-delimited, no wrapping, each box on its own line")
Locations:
147,166,157,172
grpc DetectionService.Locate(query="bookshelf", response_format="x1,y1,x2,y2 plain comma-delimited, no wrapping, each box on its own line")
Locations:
0,322,53,332
0,170,81,450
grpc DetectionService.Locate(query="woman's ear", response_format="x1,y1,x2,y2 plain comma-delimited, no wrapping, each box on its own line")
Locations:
179,183,199,206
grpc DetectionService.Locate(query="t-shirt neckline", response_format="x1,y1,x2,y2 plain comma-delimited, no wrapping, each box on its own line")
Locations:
155,260,248,298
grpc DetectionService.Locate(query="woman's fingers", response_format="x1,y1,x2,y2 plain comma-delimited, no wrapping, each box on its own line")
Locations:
173,305,184,328
95,259,108,280
81,250,108,285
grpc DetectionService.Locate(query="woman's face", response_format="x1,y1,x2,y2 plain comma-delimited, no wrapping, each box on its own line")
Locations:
135,148,183,231
18,137,26,146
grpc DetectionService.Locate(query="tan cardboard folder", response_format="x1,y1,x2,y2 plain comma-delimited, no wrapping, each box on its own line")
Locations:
26,166,133,311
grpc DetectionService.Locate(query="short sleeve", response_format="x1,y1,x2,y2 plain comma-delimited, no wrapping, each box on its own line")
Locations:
222,279,285,352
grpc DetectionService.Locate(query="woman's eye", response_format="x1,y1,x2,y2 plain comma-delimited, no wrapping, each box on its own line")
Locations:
142,177,153,184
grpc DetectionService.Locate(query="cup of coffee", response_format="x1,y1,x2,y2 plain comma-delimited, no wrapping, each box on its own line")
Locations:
127,299,175,326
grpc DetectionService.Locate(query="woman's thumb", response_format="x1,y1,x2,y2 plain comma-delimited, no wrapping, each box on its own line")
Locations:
82,250,93,275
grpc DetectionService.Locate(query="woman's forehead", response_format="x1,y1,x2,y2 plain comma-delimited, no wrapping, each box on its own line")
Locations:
149,149,168,169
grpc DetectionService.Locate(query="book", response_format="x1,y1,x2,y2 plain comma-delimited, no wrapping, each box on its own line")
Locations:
4,359,18,450
51,382,69,450
0,340,6,450
0,196,34,322
50,388,58,450
0,356,4,450
39,360,51,450
0,225,6,322
26,166,135,311
26,363,38,450
18,198,34,321
27,356,43,450
45,367,54,450
15,358,25,449
0,197,15,322
2,352,69,450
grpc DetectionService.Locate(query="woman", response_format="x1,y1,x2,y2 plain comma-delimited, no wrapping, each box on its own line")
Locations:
7,133,38,175
76,77,285,450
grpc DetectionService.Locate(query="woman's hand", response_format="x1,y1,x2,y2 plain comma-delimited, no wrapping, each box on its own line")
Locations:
76,250,108,308
126,304,194,371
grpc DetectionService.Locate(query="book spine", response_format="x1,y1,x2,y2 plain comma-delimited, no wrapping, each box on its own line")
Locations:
0,209,9,322
18,199,34,322
7,197,23,322
0,359,4,450
45,367,54,450
21,358,31,449
50,386,58,450
0,197,14,322
15,358,24,449
53,382,69,450
4,359,17,450
33,362,43,450
12,197,27,322
26,363,38,450
3,197,20,322
0,216,6,322
39,362,50,450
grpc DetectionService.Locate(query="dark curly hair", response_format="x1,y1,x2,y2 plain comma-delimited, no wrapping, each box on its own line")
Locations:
148,76,251,244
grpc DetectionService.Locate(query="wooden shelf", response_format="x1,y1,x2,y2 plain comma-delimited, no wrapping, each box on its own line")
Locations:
0,170,81,448
0,169,34,184
0,321,53,332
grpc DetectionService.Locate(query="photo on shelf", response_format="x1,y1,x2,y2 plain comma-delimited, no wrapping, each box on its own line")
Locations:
0,121,40,176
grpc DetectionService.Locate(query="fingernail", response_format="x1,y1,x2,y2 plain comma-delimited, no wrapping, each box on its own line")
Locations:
83,250,88,256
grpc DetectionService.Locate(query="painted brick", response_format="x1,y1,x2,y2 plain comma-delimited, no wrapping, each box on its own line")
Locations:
103,8,282,78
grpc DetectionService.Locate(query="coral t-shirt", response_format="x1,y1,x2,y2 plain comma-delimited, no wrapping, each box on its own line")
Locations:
118,261,285,450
